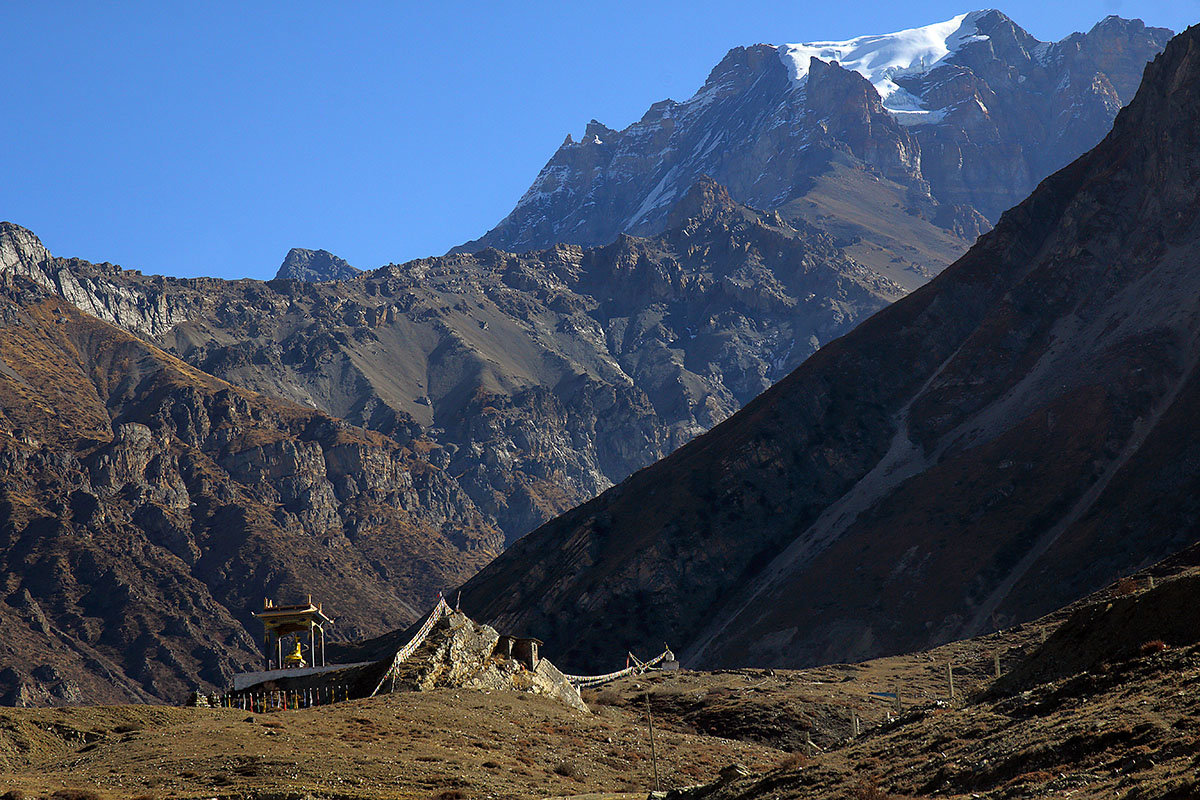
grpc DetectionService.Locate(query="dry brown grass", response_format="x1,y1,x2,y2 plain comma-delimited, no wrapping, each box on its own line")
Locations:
1140,639,1168,656
0,690,775,800
1003,770,1054,788
1114,577,1139,596
552,760,583,779
848,780,900,800
776,751,808,770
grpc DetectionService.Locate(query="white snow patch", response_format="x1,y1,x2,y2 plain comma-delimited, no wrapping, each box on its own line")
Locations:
892,106,950,126
626,166,682,227
514,164,574,208
778,10,992,115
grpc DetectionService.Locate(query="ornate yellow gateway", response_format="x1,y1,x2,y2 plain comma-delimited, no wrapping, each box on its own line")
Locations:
252,596,333,671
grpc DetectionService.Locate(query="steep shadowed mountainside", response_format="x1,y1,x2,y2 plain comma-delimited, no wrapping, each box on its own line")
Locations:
0,275,501,705
458,12,1169,282
458,25,1200,673
0,181,903,543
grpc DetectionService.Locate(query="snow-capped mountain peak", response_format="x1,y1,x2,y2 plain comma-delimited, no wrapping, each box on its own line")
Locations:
779,10,993,122
455,11,1171,260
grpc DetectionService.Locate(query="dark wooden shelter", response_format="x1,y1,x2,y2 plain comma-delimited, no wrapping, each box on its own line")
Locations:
495,635,543,670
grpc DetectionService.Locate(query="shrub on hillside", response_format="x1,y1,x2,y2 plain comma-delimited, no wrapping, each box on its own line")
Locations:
1140,639,1168,656
1114,577,1139,596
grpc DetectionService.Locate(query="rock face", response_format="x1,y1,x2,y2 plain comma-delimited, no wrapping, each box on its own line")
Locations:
391,612,587,712
459,26,1200,673
901,14,1172,220
0,276,500,704
0,180,902,544
274,248,360,282
458,12,1169,281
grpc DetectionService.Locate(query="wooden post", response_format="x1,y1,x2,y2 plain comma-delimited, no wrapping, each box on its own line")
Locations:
320,626,326,667
947,662,955,704
645,695,660,792
805,732,815,757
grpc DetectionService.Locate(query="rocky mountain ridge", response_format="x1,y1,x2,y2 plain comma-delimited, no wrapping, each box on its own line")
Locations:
460,11,1170,283
275,248,361,282
0,274,500,705
458,23,1200,673
0,180,904,543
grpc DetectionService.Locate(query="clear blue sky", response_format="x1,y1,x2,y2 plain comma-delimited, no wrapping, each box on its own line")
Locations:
3,1,1195,280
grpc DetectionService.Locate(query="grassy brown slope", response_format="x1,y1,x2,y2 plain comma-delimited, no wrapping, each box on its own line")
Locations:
681,565,1200,800
0,691,779,800
781,162,974,290
1,561,1195,800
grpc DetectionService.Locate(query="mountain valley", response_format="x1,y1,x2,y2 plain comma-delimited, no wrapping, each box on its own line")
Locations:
1,8,1198,800
459,21,1200,676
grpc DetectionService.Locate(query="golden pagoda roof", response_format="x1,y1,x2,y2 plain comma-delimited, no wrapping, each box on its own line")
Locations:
252,598,334,627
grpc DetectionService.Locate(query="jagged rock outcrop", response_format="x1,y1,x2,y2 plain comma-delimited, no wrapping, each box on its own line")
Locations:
458,11,1169,282
1,179,902,543
275,248,360,282
0,276,500,704
390,612,586,712
0,225,198,339
458,25,1200,673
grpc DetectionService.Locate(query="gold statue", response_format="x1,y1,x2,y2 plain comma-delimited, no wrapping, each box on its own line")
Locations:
284,638,307,668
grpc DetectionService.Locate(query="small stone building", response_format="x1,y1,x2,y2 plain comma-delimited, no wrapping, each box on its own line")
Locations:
495,635,542,670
